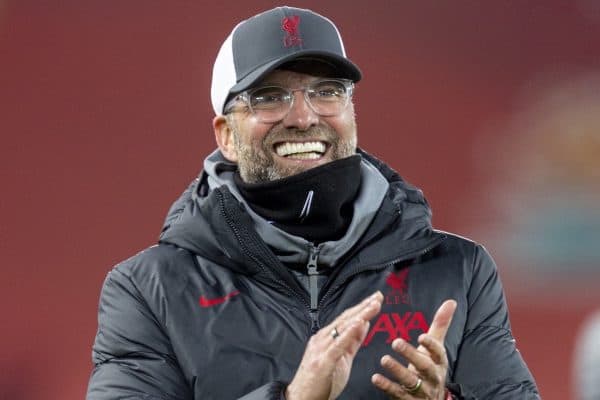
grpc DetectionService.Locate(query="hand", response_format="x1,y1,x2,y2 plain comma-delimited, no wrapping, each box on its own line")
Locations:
371,299,457,399
285,291,384,400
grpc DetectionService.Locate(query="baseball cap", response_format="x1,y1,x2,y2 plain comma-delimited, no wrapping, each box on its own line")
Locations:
210,6,362,115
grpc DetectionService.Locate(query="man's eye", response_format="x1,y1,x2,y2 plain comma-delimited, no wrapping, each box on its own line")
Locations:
256,94,283,102
318,89,338,97
311,83,346,98
251,89,288,107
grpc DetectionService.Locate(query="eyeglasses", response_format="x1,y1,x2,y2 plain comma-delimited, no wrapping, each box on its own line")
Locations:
224,79,354,123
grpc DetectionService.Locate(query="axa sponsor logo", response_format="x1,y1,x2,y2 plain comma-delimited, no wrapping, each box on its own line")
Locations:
363,311,430,347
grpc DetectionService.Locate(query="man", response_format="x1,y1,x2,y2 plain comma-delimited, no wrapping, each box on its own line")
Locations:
574,310,600,400
87,6,540,400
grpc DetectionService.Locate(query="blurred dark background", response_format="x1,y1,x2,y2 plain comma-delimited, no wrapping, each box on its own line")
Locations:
2,1,599,399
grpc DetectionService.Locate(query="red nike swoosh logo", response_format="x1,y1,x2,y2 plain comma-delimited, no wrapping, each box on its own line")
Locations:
199,290,240,308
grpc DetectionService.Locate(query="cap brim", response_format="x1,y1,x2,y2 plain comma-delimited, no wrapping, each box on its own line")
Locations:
228,50,362,97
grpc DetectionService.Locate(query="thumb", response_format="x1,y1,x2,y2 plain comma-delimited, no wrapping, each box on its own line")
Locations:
407,299,457,373
427,299,457,342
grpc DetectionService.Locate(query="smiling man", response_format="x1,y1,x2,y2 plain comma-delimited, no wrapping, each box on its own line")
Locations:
87,7,540,400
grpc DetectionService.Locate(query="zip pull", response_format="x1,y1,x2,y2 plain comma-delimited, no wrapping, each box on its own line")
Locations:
307,246,320,333
310,311,319,334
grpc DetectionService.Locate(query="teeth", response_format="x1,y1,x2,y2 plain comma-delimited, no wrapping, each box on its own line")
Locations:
288,152,321,160
275,141,326,157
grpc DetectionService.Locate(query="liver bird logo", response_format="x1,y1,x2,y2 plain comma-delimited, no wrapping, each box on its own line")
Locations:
282,16,303,47
386,269,409,295
282,16,300,35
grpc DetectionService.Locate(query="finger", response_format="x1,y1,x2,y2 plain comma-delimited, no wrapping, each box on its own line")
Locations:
417,333,448,366
337,291,383,323
379,354,423,391
321,291,383,338
349,320,371,356
371,372,409,399
326,318,371,361
427,299,457,342
391,338,439,383
405,300,456,374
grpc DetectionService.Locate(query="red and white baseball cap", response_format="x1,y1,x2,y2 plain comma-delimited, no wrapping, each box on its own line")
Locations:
211,6,362,115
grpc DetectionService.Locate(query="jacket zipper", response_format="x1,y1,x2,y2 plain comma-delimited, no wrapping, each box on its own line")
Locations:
217,190,312,317
306,244,321,333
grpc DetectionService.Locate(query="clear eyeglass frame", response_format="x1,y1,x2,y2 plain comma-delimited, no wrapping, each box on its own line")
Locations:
223,78,354,123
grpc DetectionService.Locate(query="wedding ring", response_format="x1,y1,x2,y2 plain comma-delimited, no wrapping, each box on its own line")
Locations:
331,326,340,339
405,377,423,394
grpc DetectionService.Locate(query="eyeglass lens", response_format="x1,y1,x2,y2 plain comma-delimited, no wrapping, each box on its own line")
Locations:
248,80,351,122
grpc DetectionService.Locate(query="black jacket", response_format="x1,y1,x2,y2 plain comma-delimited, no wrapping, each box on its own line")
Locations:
87,152,540,399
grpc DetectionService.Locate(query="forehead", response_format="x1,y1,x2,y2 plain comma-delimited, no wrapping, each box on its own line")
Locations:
256,69,323,87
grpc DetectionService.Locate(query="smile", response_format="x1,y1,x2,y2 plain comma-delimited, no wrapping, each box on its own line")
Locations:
274,141,327,159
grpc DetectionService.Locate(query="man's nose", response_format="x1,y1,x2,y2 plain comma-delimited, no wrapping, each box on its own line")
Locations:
281,91,319,130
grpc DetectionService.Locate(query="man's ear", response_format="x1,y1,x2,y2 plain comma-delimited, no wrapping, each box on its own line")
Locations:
213,115,238,162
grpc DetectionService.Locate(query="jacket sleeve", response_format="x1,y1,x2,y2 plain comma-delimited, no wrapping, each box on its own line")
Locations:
87,264,289,400
237,382,287,400
86,267,192,400
450,245,540,399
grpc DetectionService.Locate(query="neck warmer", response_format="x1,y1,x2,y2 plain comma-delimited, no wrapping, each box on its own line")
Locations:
234,155,362,243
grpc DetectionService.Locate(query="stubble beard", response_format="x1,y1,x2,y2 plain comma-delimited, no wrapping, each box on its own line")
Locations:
232,122,357,183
